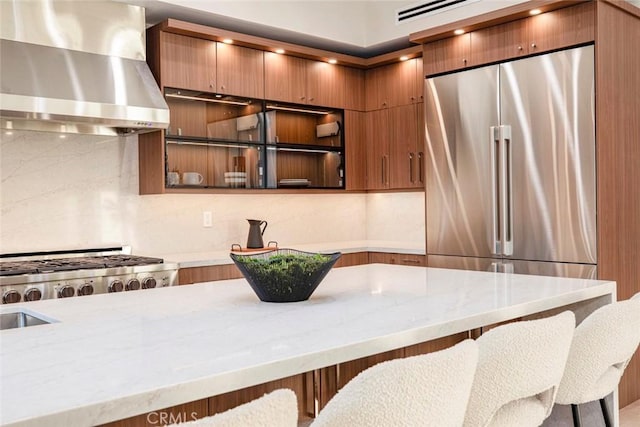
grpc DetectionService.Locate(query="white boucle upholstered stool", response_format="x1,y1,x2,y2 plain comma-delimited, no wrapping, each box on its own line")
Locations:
168,388,298,427
463,311,576,427
555,292,640,427
311,339,479,427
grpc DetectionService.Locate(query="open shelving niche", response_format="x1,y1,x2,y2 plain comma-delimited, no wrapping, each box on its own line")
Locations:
163,88,345,190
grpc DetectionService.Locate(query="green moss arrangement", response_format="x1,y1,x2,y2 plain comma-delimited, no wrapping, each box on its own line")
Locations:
231,249,341,302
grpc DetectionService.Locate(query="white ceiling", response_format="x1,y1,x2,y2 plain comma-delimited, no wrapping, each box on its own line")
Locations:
122,0,640,57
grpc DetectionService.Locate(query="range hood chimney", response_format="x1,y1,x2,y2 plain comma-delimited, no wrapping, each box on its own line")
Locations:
0,1,169,137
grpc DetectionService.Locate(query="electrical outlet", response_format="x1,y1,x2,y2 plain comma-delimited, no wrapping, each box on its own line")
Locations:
202,211,212,228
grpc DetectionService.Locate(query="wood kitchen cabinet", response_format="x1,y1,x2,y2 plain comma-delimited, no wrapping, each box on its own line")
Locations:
365,109,389,190
264,52,345,107
343,67,365,111
389,104,424,189
153,31,264,98
369,252,426,266
159,32,216,92
215,42,264,98
423,33,471,76
365,104,425,190
424,2,595,77
344,110,367,191
365,58,423,111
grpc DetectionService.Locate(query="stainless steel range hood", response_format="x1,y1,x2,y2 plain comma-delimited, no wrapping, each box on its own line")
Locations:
0,1,169,137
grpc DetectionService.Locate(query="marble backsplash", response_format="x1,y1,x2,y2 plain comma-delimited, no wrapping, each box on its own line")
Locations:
0,131,425,255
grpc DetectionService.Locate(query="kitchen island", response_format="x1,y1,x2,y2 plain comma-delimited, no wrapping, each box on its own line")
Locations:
0,264,616,426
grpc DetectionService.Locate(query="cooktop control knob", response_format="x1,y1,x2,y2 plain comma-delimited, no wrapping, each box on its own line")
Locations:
24,288,42,302
126,279,140,291
2,290,22,304
78,283,94,296
58,285,75,298
142,277,156,289
108,280,124,293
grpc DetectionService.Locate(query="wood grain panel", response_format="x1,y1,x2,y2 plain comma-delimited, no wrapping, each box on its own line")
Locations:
415,58,424,102
216,43,264,98
306,60,345,107
388,60,418,108
178,264,242,285
471,18,529,65
423,33,471,77
388,104,418,189
333,252,369,268
595,0,640,407
369,252,426,267
364,66,387,111
99,399,208,427
276,151,323,187
208,374,311,422
344,110,366,191
264,52,306,104
343,67,365,111
404,333,469,357
365,109,389,190
528,1,595,54
138,132,166,195
160,32,215,92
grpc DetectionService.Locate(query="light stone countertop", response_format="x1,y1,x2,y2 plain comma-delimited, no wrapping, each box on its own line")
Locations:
155,240,426,268
0,264,615,426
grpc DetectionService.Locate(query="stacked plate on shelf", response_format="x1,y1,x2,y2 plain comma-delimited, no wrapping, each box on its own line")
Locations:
225,172,247,188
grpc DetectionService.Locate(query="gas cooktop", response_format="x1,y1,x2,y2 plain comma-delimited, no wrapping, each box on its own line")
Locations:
0,255,165,277
0,247,178,304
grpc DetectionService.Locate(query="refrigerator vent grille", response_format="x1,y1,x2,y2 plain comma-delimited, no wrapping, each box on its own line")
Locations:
396,0,480,24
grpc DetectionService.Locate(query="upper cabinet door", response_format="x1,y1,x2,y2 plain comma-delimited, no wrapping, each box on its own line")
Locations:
528,2,595,54
160,32,216,92
365,66,387,111
423,33,471,77
388,60,419,108
216,43,264,98
306,61,345,107
264,52,307,103
471,19,529,65
343,67,365,111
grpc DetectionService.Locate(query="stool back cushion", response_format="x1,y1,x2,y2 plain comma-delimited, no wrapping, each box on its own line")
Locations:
168,389,297,427
556,296,640,404
312,339,479,427
463,311,575,427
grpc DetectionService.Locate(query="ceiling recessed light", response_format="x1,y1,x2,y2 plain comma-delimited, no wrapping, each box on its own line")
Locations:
328,59,337,64
529,9,542,15
400,55,409,61
222,38,233,44
275,48,285,54
454,29,465,35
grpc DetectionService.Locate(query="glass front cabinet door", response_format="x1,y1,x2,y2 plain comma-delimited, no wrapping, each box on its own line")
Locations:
163,88,345,190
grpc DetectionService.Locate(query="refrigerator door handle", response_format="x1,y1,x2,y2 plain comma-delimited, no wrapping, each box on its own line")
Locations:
490,126,501,255
500,125,514,256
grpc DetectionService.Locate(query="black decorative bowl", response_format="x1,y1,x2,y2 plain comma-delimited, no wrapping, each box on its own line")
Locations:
230,249,342,302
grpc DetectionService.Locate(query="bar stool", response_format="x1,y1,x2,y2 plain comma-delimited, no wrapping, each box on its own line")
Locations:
555,293,640,427
311,339,479,427
463,311,576,427
168,388,297,427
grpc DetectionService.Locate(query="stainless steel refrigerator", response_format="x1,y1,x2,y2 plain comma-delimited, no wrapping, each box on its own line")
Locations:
424,45,597,279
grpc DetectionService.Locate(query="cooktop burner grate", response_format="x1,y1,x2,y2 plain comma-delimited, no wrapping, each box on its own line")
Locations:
0,255,165,276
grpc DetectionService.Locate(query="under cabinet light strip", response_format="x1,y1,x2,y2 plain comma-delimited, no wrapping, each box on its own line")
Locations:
165,93,250,106
266,105,329,115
